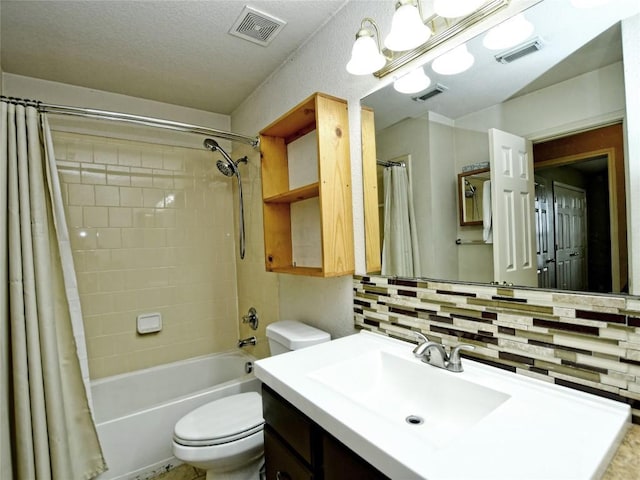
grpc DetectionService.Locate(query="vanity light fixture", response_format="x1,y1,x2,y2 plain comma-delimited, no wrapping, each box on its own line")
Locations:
482,13,534,50
346,18,388,75
346,0,511,78
393,66,432,94
432,43,475,74
433,0,485,19
384,0,432,52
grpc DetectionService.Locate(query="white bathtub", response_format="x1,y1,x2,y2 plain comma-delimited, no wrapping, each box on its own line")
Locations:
92,351,261,480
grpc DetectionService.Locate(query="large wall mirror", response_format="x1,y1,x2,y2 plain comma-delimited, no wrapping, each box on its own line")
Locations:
362,0,639,295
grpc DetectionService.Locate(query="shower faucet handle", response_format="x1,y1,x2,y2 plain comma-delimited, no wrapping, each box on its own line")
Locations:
242,307,259,330
238,336,257,348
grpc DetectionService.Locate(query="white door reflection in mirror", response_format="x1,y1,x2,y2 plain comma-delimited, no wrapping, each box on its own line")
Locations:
489,128,537,287
535,177,555,289
554,182,587,291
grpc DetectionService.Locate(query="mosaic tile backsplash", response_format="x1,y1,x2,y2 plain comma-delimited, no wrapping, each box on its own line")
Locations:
354,275,640,424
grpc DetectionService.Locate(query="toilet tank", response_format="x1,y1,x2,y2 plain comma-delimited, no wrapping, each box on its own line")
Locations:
265,321,331,356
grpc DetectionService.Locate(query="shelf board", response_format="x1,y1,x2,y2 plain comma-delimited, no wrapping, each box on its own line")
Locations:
268,265,324,276
264,183,319,204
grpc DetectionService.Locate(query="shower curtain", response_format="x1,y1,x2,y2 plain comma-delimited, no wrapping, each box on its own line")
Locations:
0,101,106,479
381,165,421,277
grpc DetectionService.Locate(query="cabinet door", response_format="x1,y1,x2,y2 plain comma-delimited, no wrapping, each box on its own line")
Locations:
265,426,313,480
322,432,389,480
262,385,314,463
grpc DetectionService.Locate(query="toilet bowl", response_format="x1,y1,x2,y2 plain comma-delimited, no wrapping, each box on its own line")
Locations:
172,321,330,479
173,392,263,479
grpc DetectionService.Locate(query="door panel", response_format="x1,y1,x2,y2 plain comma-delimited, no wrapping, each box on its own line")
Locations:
554,182,587,291
489,129,537,287
535,177,555,288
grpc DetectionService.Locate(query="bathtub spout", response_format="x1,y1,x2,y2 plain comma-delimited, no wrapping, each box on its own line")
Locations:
238,336,257,348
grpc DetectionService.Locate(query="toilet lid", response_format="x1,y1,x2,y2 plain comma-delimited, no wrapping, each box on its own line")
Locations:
173,392,264,447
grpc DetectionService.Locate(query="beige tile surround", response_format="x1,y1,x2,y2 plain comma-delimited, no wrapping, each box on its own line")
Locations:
55,132,240,378
231,142,280,360
355,275,640,423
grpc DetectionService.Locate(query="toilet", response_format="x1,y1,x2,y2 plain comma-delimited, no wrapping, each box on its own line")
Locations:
172,320,330,480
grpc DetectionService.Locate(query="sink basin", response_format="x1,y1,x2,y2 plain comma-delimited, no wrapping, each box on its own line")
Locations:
308,350,510,448
256,331,630,479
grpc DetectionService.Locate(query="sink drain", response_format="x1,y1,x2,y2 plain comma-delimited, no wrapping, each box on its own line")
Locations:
405,415,424,425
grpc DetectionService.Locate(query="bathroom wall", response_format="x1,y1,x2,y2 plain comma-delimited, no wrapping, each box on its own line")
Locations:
455,60,626,138
54,131,239,378
231,1,573,340
229,1,393,341
426,118,458,279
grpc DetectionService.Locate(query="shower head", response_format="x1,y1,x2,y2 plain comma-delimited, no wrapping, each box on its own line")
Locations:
203,138,220,152
203,138,247,178
216,159,236,177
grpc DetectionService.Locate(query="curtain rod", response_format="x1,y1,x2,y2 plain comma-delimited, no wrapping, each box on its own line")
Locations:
1,95,259,148
377,160,405,168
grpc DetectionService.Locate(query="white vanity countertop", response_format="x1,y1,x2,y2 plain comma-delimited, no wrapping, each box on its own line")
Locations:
254,331,631,480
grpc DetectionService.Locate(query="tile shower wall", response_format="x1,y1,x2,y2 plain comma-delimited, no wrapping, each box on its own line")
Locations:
54,132,239,379
354,275,640,423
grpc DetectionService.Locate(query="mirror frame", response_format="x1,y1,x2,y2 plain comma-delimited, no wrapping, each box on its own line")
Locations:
458,168,489,226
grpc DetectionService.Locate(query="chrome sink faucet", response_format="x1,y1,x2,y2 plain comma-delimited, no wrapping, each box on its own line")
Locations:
412,332,474,372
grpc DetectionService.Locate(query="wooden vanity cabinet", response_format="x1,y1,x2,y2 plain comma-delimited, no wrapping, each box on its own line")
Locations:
264,427,313,480
262,384,388,480
321,430,389,480
259,92,354,277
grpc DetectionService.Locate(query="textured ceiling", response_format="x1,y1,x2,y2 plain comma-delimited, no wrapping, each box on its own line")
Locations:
0,0,347,114
3,0,638,121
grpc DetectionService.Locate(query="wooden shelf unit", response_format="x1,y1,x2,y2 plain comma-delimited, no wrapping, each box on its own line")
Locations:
259,93,354,277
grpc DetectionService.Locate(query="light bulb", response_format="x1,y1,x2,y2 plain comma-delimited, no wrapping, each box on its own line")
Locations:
432,44,475,75
346,30,386,75
384,2,432,52
394,67,431,94
482,14,534,50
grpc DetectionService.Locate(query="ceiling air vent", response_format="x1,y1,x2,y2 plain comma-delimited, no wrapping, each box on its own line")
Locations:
495,37,544,64
229,6,286,47
412,83,448,102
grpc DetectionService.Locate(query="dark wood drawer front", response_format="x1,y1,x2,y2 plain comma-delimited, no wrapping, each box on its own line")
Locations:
322,431,390,480
262,385,313,463
264,426,313,480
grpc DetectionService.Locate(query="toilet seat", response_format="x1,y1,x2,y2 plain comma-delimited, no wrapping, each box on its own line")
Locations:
173,392,264,447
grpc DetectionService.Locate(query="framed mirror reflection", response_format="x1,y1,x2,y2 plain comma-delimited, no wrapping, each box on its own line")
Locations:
362,0,638,295
458,168,489,226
